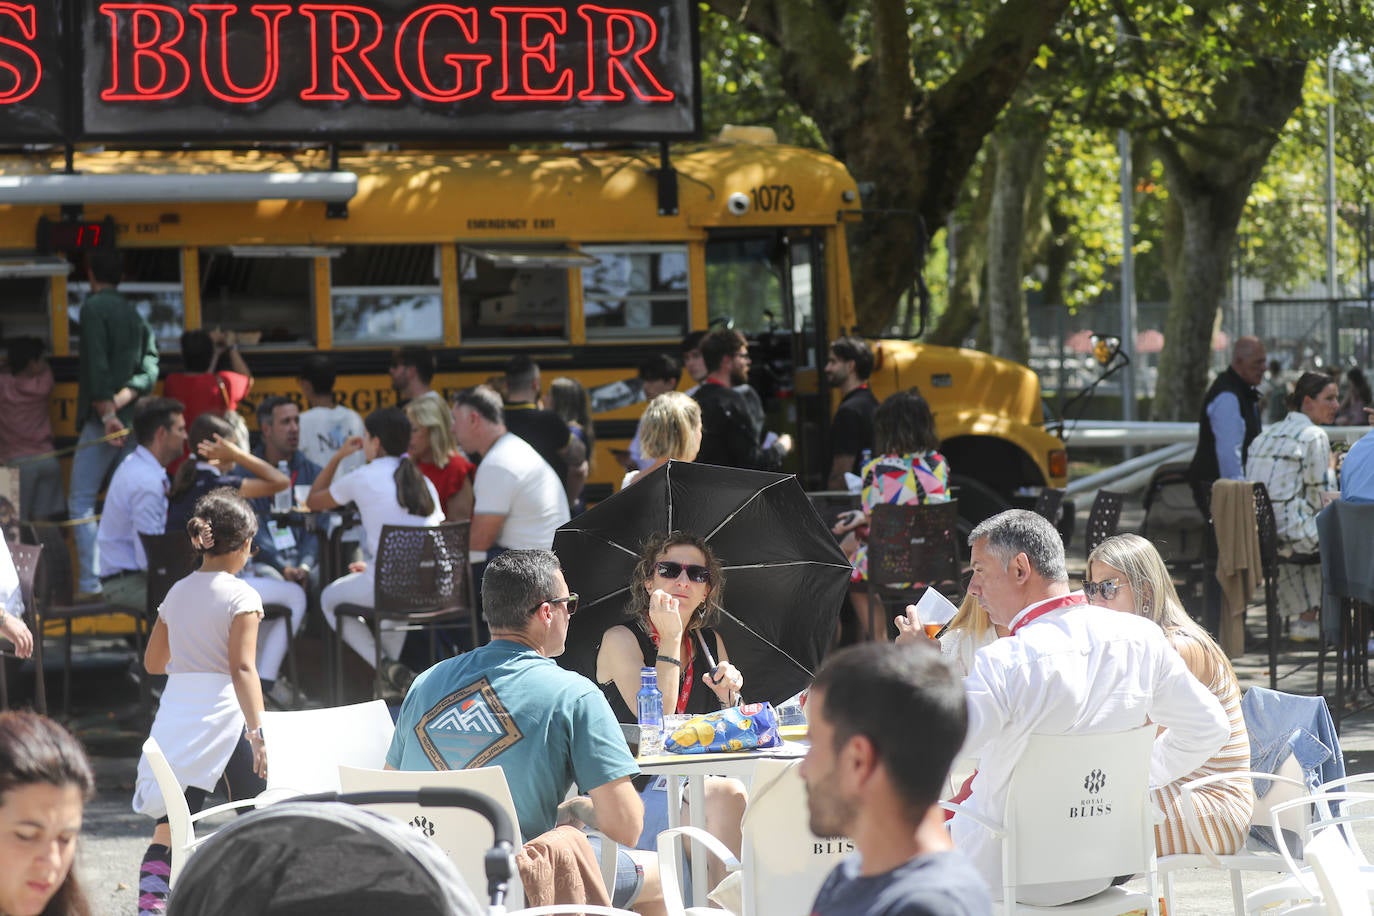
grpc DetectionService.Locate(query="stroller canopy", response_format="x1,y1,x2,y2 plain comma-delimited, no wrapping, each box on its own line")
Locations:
167,801,486,916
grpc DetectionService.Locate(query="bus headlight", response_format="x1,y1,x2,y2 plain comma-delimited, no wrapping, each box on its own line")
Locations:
727,192,750,216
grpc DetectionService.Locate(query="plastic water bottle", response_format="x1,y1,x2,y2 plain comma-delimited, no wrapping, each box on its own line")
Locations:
637,667,664,758
273,462,292,512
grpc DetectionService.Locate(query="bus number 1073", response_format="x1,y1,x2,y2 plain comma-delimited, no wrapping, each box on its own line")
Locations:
750,184,795,212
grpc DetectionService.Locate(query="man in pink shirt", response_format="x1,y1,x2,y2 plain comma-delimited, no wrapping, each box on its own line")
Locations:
0,337,62,521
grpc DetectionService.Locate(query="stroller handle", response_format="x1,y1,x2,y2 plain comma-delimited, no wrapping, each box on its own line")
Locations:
294,788,518,848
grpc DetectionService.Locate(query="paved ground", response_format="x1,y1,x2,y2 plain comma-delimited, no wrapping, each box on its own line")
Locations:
31,497,1374,915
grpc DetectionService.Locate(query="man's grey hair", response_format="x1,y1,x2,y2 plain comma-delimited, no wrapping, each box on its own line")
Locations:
453,385,504,426
968,509,1068,582
482,549,563,631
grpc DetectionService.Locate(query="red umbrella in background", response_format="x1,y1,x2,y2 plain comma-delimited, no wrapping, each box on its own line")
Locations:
1065,329,1095,354
1135,329,1165,354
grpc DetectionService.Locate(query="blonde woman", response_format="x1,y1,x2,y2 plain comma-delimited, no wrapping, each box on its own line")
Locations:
620,391,702,488
405,396,474,522
1086,533,1254,857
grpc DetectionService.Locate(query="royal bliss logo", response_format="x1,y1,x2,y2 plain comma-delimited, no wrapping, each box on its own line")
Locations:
1069,768,1112,818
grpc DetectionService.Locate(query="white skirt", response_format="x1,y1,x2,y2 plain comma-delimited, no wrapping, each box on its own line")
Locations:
133,673,243,819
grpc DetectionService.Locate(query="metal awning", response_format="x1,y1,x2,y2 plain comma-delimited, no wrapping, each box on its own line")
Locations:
0,172,358,205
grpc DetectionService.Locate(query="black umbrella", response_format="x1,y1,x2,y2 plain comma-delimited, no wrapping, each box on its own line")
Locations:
554,461,852,705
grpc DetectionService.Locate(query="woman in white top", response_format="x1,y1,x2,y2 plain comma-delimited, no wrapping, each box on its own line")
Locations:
309,407,443,683
619,391,702,489
132,488,267,916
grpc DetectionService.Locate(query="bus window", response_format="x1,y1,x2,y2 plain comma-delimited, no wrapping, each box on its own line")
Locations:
0,276,53,345
68,248,184,351
199,247,317,346
459,245,583,342
330,244,442,345
582,244,690,339
705,235,786,333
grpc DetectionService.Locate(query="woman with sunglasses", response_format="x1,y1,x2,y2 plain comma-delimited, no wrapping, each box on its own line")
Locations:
1086,534,1253,857
594,531,747,860
133,488,269,916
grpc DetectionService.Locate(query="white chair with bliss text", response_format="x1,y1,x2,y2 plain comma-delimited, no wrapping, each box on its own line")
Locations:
338,764,527,909
657,758,848,916
940,725,1159,916
141,737,259,890
260,699,395,799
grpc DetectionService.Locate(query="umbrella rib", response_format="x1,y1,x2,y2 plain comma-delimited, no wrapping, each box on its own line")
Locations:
721,611,815,678
561,530,641,560
723,560,854,573
702,477,795,541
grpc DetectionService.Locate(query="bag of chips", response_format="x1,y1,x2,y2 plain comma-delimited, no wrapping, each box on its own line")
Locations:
664,702,782,755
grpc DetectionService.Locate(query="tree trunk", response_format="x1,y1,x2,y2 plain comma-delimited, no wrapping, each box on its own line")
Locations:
1150,57,1309,420
985,121,1048,363
705,0,1073,333
929,160,994,347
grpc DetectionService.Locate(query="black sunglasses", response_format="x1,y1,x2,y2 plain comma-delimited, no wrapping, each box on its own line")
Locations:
1082,579,1122,601
654,561,711,584
527,593,579,616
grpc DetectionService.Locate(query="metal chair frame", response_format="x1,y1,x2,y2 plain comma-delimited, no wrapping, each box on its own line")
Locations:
865,501,962,639
1084,489,1126,558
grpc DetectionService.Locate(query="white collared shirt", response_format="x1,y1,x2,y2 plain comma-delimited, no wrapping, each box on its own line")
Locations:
952,597,1229,903
97,445,168,575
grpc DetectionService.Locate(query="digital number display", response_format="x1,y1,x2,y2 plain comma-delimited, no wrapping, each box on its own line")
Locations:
36,216,117,254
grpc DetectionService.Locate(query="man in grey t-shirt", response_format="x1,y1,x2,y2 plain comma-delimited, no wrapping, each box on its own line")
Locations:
803,642,991,916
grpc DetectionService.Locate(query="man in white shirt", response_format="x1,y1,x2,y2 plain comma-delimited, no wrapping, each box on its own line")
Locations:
298,354,367,477
952,509,1229,906
451,385,570,566
95,398,187,612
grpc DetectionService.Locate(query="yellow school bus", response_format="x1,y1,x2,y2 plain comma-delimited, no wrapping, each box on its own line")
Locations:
3,139,1065,553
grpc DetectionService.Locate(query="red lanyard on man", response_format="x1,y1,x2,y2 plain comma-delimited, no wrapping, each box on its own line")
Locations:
1008,592,1087,636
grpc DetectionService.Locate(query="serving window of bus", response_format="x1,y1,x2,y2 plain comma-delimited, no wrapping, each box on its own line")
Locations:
331,244,442,345
581,244,691,340
67,248,184,352
0,258,64,345
199,246,318,346
458,245,590,343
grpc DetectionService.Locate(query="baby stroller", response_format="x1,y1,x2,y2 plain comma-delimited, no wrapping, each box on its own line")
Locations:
167,788,516,916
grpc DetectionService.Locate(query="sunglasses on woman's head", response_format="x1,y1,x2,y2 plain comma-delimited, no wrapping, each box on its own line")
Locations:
654,561,711,584
1082,579,1122,601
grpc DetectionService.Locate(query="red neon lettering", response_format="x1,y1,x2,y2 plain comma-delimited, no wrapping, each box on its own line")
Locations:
0,4,40,105
299,3,401,101
395,4,490,103
190,3,289,104
490,7,572,101
578,5,672,102
100,3,191,101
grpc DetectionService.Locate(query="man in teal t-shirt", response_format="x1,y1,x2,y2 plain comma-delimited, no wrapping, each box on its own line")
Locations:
387,549,660,910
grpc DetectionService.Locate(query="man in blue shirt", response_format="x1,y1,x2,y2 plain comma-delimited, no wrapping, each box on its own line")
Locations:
1341,423,1374,503
387,549,661,912
804,641,992,916
248,396,321,588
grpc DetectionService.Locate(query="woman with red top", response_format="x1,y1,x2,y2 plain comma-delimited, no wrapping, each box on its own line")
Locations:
161,330,253,430
593,531,746,863
404,395,474,522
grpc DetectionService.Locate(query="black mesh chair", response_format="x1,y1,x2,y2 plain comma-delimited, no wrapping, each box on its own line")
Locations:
1033,487,1065,527
333,522,478,702
1084,490,1126,558
2,543,44,713
1254,483,1332,694
865,501,963,638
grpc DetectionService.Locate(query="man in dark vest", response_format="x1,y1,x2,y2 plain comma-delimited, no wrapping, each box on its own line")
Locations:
1186,334,1266,638
1187,335,1267,512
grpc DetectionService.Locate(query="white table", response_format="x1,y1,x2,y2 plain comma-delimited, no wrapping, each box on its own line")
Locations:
636,730,809,905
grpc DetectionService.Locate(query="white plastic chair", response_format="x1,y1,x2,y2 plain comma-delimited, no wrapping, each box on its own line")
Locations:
940,725,1159,916
337,764,527,909
656,758,848,916
1244,791,1374,915
140,737,259,889
1158,754,1314,916
1308,828,1374,916
260,699,394,798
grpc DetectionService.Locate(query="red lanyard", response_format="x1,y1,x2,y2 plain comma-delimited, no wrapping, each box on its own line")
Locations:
1008,592,1087,636
648,623,696,714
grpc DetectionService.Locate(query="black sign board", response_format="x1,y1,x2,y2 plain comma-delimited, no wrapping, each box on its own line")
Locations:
0,1,700,143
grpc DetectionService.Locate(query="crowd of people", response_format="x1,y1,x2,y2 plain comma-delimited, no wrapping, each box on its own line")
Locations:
5,262,1374,915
